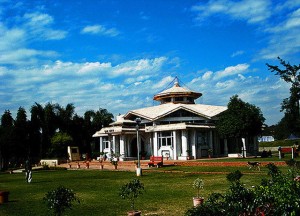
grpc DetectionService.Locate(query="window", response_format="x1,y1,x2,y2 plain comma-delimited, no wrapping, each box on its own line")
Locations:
174,97,184,102
197,132,207,146
71,148,78,153
102,137,110,148
158,131,173,147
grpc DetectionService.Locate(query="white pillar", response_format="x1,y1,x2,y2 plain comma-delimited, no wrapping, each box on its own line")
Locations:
100,137,103,152
112,136,116,153
108,140,111,150
120,135,125,157
153,132,158,156
173,131,177,160
181,130,188,157
192,130,196,159
242,138,246,158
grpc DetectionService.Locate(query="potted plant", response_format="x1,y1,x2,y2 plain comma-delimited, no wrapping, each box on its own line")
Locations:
110,153,119,169
99,158,104,170
192,178,204,207
208,149,213,158
111,160,118,169
119,179,144,216
100,151,107,161
0,191,9,204
186,150,191,160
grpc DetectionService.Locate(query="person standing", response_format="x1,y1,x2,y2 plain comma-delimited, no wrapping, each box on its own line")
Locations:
25,158,32,183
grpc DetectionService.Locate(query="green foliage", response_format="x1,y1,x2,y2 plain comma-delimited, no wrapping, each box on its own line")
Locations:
286,159,300,170
266,163,281,178
193,178,204,198
216,95,265,138
267,57,300,136
226,170,243,183
186,164,300,216
43,186,79,216
48,132,73,159
119,178,144,211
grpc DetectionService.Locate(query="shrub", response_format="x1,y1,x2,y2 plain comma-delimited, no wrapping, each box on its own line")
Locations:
186,163,300,216
43,186,79,216
119,178,144,211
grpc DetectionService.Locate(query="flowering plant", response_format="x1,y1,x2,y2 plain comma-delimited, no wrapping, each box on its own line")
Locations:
43,186,79,216
193,178,204,198
119,178,144,211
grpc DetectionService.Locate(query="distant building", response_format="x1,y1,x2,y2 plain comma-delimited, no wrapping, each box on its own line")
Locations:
93,79,259,160
258,136,275,142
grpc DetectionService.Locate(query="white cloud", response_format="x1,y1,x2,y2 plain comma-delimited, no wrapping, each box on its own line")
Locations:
202,71,213,80
23,12,67,40
189,68,289,125
231,50,244,58
214,63,249,80
78,62,111,74
110,57,167,77
0,11,66,65
192,0,271,24
81,25,120,37
152,76,174,89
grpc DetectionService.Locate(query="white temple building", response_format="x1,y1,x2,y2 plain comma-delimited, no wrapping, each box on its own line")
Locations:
93,79,258,160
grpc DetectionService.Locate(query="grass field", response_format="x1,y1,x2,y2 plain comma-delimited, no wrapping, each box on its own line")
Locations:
0,162,285,216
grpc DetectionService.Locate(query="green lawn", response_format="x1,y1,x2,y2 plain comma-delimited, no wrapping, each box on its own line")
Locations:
0,166,276,216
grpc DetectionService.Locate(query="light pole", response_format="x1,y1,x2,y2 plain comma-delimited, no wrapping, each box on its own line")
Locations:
135,118,142,176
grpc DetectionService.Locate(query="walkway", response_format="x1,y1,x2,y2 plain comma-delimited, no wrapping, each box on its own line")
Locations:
58,159,287,172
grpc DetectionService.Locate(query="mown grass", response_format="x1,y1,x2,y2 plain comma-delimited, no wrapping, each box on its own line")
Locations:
259,139,300,147
0,165,281,216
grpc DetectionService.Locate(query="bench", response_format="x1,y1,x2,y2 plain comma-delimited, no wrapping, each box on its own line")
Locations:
148,156,163,168
279,147,298,159
280,147,293,153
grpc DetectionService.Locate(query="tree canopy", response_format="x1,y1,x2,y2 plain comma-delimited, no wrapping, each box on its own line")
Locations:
0,103,114,170
216,95,265,138
266,57,300,137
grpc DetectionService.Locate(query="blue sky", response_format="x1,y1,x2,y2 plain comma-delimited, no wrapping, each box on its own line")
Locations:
0,0,300,125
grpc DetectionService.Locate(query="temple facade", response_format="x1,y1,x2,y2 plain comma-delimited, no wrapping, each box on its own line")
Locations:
93,80,258,160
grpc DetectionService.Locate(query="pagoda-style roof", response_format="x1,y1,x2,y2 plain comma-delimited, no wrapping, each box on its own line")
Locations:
124,103,227,121
153,81,202,104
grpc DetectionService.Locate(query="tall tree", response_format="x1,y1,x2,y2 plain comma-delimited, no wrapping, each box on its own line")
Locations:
48,132,73,159
266,57,300,136
14,107,29,160
83,108,113,154
56,103,75,133
216,95,265,138
30,103,58,158
0,110,14,169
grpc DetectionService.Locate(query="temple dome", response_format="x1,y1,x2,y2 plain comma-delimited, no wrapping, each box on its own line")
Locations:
153,80,202,104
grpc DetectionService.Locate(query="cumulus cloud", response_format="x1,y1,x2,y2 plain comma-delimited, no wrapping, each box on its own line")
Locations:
110,57,167,77
152,76,174,90
188,65,289,125
81,25,120,37
202,71,213,80
213,64,249,80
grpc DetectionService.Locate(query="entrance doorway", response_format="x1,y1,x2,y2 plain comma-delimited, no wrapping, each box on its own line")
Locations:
130,138,144,157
